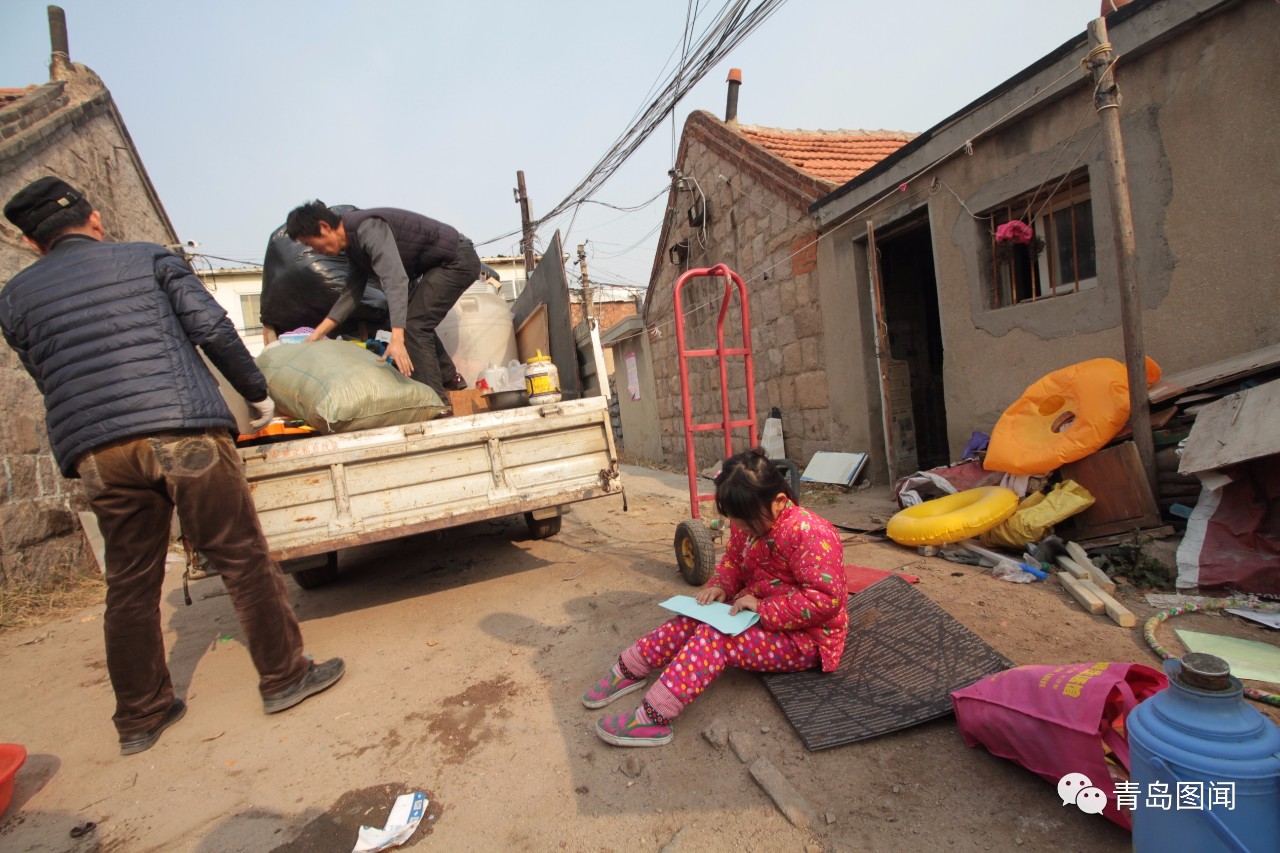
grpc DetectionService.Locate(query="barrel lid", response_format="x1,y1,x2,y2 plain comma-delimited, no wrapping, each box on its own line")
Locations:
526,350,552,364
1179,653,1233,691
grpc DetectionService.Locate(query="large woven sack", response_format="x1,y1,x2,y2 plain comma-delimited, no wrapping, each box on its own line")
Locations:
257,340,447,434
951,662,1167,829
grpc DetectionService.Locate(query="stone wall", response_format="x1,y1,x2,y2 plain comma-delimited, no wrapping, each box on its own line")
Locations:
1,63,178,588
644,112,834,475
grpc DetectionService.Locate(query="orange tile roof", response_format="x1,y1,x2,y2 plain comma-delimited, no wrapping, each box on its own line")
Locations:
736,125,916,185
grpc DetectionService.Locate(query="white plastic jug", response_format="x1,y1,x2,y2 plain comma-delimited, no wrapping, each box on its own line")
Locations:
761,407,786,460
437,281,518,385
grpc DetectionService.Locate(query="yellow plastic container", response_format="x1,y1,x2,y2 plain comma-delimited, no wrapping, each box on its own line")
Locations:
524,350,561,405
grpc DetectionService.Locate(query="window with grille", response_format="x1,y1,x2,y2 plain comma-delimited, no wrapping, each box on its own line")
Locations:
239,293,262,335
985,170,1097,308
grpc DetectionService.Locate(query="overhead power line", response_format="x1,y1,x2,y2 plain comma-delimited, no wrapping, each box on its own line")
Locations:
479,0,789,249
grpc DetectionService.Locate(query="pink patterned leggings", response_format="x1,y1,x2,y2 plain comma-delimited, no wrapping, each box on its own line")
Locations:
620,616,820,722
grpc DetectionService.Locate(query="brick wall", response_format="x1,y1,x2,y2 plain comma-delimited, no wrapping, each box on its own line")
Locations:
569,298,637,332
644,115,836,475
1,64,178,588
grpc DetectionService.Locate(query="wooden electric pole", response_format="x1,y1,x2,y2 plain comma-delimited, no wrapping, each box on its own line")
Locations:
514,171,535,279
577,243,594,323
1087,17,1158,496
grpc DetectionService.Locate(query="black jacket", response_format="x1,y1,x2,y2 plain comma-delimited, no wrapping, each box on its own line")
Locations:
0,235,266,477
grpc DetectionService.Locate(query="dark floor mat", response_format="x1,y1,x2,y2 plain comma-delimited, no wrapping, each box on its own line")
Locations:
763,575,1013,750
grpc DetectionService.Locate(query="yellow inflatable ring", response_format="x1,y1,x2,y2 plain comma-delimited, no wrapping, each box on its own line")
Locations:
984,357,1161,475
887,486,1020,547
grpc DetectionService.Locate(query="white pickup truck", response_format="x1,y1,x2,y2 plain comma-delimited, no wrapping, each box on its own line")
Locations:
188,320,623,593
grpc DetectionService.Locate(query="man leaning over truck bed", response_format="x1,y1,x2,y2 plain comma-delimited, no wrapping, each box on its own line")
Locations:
1,177,345,756
284,200,481,399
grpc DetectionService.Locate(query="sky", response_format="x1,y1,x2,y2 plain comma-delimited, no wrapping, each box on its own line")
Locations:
0,0,1106,288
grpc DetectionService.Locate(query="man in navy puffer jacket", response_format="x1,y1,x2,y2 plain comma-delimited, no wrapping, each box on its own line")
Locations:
2,177,346,755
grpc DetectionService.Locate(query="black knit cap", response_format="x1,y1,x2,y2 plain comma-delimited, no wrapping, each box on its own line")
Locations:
4,176,83,235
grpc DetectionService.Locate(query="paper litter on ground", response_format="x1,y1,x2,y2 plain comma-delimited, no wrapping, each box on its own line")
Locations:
659,595,759,635
353,791,427,853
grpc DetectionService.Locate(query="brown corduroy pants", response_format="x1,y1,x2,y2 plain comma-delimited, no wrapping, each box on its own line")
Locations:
76,429,310,738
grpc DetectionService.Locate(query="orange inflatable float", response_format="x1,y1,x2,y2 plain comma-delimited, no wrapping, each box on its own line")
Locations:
984,357,1161,475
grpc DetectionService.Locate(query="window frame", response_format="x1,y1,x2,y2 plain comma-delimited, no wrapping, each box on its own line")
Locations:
239,292,263,336
985,169,1097,308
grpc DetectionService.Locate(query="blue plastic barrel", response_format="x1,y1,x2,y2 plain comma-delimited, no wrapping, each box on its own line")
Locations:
1128,653,1280,853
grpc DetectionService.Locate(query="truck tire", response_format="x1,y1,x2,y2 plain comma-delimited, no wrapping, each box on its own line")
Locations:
525,512,562,540
290,552,339,590
674,519,716,585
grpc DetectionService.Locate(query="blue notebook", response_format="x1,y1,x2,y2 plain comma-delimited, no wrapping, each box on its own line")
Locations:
659,595,760,635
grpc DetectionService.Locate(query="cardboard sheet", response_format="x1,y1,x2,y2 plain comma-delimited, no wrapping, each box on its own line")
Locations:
1174,628,1280,684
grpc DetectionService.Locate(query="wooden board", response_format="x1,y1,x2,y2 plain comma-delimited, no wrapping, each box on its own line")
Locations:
1057,442,1163,541
1177,378,1280,474
1148,342,1280,404
509,230,581,400
1057,572,1105,615
1079,578,1136,627
515,303,550,363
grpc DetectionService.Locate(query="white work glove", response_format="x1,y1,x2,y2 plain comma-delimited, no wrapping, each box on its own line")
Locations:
248,396,276,431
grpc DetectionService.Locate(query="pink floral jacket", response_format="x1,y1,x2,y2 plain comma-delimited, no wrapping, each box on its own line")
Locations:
707,504,848,671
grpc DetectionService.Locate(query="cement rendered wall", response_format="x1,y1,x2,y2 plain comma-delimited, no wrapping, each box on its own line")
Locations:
645,118,835,476
612,333,663,464
0,64,178,587
817,0,1278,468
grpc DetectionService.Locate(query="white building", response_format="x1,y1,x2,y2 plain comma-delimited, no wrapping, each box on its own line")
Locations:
196,266,265,356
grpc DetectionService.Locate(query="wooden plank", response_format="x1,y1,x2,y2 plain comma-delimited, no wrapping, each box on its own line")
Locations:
1056,556,1091,581
1065,542,1117,593
1058,442,1162,540
1074,525,1176,550
1079,578,1137,627
1177,379,1280,474
509,230,581,399
1057,572,1105,615
1148,342,1280,404
515,303,549,364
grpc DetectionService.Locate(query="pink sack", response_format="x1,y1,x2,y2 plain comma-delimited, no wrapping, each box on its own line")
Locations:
950,662,1167,829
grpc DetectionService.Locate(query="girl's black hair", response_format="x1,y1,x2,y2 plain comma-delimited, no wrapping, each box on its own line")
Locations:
714,448,797,528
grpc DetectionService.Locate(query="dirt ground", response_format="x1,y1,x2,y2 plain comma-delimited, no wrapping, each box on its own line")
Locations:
2,464,1277,852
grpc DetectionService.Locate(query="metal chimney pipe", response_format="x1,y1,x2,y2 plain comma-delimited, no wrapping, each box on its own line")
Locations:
725,68,742,123
48,6,70,76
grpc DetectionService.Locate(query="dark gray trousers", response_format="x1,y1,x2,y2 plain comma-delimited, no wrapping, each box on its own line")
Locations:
406,235,482,396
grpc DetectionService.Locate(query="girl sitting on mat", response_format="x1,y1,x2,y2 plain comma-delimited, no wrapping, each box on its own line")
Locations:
584,448,848,747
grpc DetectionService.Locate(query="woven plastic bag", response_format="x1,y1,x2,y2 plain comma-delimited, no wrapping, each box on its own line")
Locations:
979,480,1095,549
257,339,447,434
951,662,1167,829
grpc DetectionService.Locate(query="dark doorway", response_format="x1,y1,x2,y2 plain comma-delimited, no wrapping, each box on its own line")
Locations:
877,220,950,470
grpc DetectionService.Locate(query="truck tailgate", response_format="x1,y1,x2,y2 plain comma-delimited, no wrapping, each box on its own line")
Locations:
239,397,621,561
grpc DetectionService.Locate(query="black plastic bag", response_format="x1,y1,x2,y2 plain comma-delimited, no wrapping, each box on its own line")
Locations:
259,205,390,336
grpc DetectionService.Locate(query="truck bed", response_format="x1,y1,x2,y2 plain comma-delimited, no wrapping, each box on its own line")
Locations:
239,396,622,562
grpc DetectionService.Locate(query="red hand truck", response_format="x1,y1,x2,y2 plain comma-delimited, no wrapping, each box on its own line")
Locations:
671,264,758,584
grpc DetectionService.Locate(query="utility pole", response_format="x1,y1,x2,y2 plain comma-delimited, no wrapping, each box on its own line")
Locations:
1086,17,1157,497
577,243,594,323
514,171,535,279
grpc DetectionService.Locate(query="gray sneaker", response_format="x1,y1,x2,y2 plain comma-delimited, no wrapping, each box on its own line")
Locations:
263,658,345,714
119,699,187,755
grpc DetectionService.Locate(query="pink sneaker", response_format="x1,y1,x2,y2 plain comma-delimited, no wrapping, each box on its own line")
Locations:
595,710,673,747
581,668,645,709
